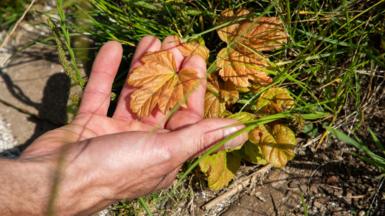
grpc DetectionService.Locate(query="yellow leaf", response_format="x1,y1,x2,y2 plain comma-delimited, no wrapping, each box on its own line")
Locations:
217,8,250,43
227,112,256,123
242,141,267,165
249,124,296,168
127,50,200,117
199,151,241,191
172,36,210,61
217,47,272,87
255,87,294,114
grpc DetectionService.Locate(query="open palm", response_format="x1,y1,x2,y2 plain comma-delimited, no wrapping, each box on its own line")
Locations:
22,36,207,157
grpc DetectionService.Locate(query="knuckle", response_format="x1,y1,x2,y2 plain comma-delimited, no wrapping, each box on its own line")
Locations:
159,147,172,163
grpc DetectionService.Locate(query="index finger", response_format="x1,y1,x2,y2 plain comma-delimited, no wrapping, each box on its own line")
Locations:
78,41,123,115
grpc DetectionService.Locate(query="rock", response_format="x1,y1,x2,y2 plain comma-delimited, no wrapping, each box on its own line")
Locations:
326,175,339,185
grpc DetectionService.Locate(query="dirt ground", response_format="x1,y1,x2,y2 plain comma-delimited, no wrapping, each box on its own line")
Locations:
1,22,384,216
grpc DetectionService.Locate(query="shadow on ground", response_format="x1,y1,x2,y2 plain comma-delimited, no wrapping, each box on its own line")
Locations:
0,69,70,157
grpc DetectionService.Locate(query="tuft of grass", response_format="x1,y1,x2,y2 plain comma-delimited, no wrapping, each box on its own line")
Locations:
0,0,27,33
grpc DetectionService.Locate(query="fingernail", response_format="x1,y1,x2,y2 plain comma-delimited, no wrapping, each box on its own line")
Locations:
223,125,248,150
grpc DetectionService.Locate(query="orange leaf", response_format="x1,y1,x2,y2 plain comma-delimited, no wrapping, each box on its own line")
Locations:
217,8,250,43
235,17,288,53
170,36,210,61
204,74,243,117
204,91,226,118
127,50,200,117
220,80,239,105
217,47,272,87
217,9,287,52
204,75,226,118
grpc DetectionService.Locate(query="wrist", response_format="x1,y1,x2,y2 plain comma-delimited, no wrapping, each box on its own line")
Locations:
39,146,112,215
16,145,111,215
49,142,115,215
0,159,51,215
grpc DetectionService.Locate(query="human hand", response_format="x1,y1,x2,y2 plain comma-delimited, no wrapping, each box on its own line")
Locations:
15,36,247,215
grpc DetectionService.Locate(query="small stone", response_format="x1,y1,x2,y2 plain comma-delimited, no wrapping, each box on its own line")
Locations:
326,176,339,185
310,184,319,193
313,200,323,209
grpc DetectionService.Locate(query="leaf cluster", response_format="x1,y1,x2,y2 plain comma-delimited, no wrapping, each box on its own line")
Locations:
197,9,297,190
124,8,297,190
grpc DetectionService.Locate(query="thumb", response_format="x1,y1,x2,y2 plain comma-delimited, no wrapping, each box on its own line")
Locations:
163,119,248,165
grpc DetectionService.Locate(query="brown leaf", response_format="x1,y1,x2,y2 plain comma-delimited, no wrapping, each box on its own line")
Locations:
217,8,250,43
217,47,272,87
127,50,200,117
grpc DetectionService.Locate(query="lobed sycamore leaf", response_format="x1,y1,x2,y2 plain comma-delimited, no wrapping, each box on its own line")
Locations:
172,36,210,61
216,9,287,87
249,124,297,168
199,151,241,191
127,50,200,117
217,47,272,87
217,9,287,52
235,17,288,53
217,8,250,43
255,87,294,114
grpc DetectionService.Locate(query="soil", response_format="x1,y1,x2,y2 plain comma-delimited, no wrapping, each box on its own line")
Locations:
1,17,384,216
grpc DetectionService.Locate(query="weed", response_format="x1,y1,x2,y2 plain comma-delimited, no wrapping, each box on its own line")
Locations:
329,128,385,174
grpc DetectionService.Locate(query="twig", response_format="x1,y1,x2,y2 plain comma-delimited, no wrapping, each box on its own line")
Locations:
0,0,37,50
203,164,272,210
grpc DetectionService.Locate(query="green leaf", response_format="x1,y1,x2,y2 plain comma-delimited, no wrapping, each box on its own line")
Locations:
328,128,385,169
368,128,385,154
199,151,241,191
249,124,297,168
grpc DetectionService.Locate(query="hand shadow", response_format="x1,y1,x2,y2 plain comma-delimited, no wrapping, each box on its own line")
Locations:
0,72,70,158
